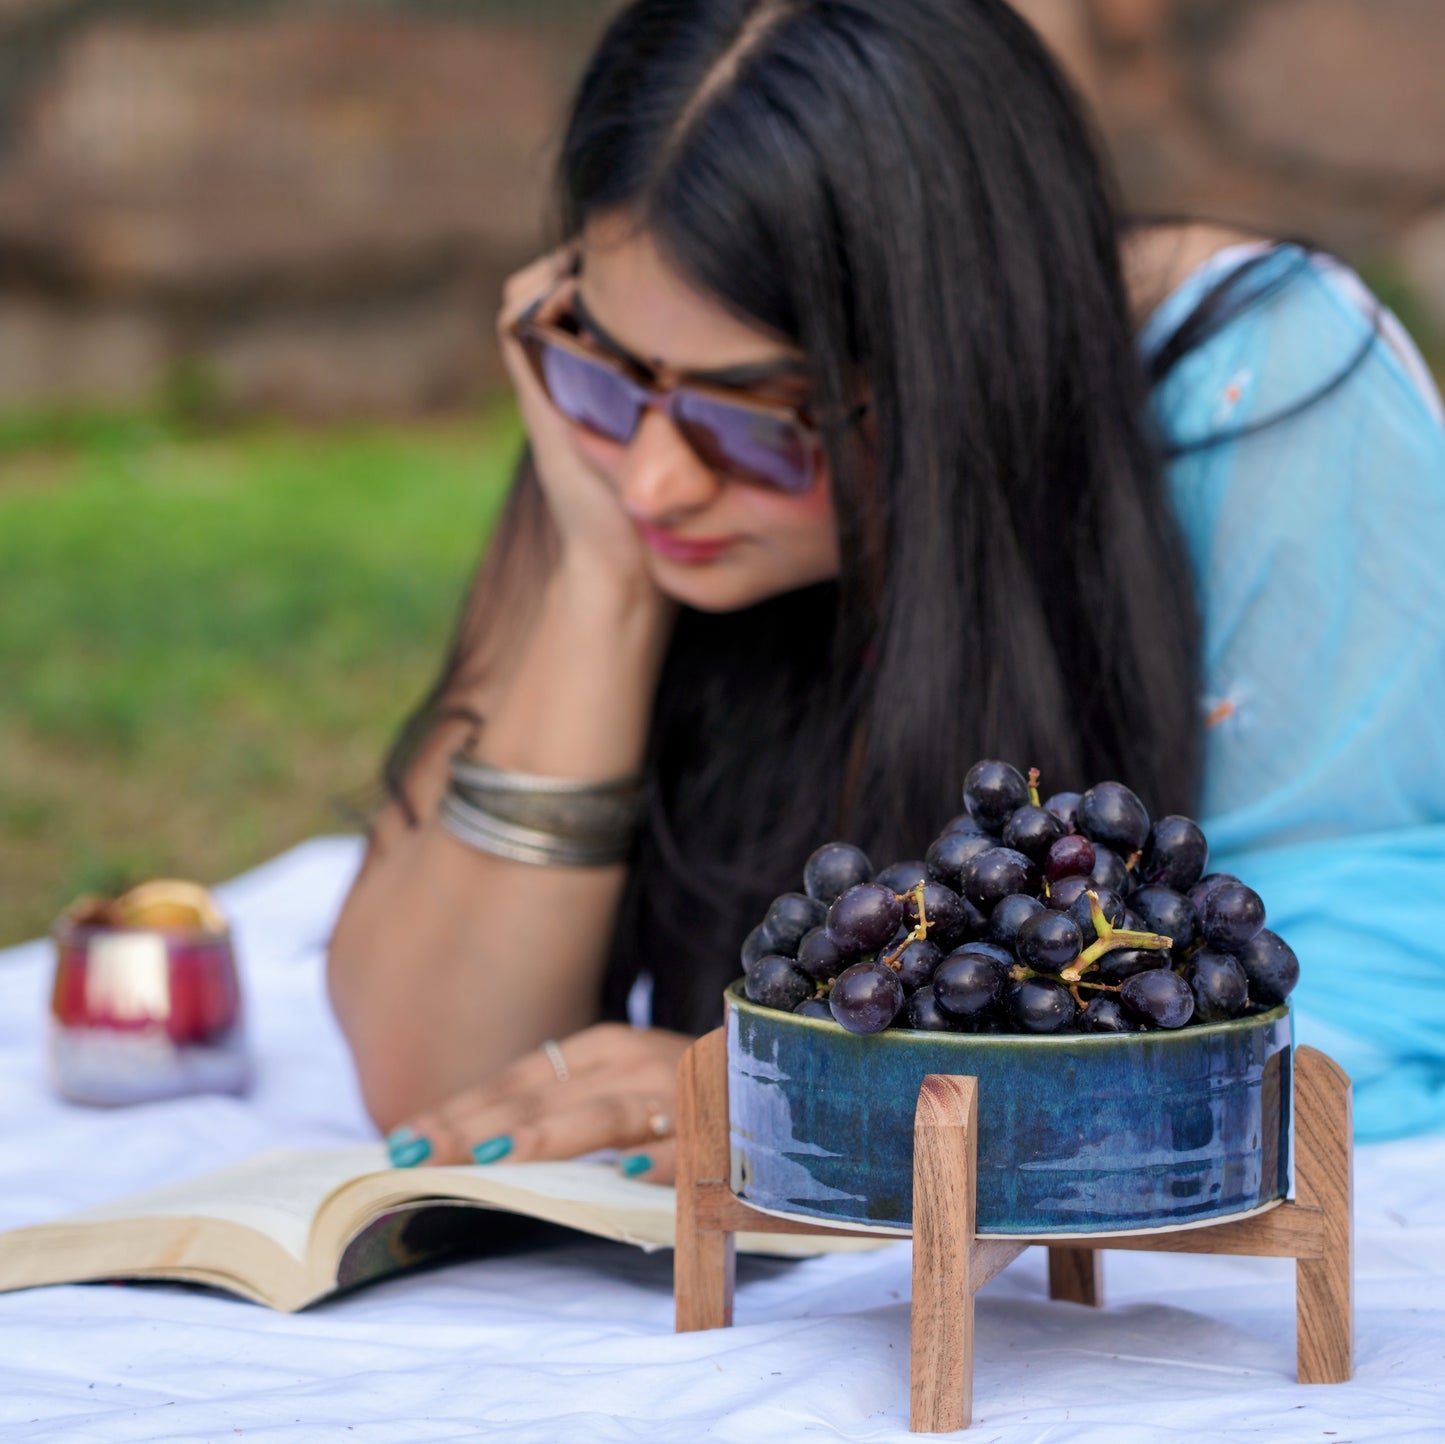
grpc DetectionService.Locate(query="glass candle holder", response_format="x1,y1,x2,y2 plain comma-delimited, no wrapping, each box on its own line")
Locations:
48,887,252,1106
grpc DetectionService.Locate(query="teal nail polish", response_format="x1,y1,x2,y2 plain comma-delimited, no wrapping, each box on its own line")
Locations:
471,1135,513,1165
620,1154,652,1177
386,1126,418,1147
388,1133,432,1168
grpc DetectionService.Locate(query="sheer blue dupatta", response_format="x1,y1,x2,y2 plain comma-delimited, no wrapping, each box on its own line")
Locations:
1145,245,1445,1141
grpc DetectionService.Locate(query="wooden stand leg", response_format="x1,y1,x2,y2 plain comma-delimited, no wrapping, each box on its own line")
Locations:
1293,1045,1354,1383
910,1075,979,1434
1047,1247,1102,1307
675,1030,736,1331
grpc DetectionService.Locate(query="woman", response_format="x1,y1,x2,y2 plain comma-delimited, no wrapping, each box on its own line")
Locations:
327,0,1445,1177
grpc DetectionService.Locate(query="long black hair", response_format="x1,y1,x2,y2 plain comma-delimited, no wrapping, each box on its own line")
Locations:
387,0,1208,1035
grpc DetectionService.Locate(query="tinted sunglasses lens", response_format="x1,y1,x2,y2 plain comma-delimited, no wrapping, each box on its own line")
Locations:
535,340,639,443
677,394,815,494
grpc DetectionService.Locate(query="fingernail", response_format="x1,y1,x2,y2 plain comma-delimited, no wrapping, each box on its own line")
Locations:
387,1130,432,1168
471,1135,513,1165
620,1154,652,1177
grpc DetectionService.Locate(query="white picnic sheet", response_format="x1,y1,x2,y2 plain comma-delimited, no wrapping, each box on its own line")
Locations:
2,836,1444,1443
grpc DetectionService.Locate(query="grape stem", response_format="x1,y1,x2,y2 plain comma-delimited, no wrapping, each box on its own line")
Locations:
1027,766,1041,809
879,883,930,971
1009,962,1119,996
1058,889,1173,984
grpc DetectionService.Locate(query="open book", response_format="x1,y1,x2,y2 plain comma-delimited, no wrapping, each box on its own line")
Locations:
0,1145,890,1312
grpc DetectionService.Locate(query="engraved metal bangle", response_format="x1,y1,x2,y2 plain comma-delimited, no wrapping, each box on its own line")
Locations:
449,755,643,796
438,788,633,868
448,754,644,839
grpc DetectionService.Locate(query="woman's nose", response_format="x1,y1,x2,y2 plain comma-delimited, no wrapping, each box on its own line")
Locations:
615,407,721,521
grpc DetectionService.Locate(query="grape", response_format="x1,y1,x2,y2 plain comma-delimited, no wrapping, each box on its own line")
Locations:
950,940,1014,969
1067,886,1125,947
1045,875,1091,912
1097,946,1170,983
1016,910,1083,974
933,949,1006,1019
745,955,813,1012
902,881,971,949
1081,997,1137,1033
741,924,770,974
988,893,1045,949
905,987,963,1031
925,830,995,889
960,846,1041,907
761,892,828,955
892,938,944,992
1141,816,1208,892
942,812,990,837
953,893,989,943
875,859,932,893
792,996,834,1020
1120,969,1194,1028
1186,949,1250,1021
803,842,874,904
826,883,905,954
829,960,904,1034
969,1014,1009,1034
1187,872,1239,917
1043,791,1081,831
1128,884,1197,951
962,759,1030,833
1237,928,1300,1005
1078,781,1150,855
1089,846,1132,897
1044,833,1095,883
1008,977,1077,1033
1200,879,1266,952
1002,805,1066,863
796,926,848,983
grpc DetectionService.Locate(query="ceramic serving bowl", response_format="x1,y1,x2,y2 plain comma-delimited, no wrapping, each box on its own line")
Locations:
726,980,1291,1234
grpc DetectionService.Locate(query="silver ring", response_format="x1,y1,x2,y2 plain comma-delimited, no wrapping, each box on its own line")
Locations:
540,1038,570,1083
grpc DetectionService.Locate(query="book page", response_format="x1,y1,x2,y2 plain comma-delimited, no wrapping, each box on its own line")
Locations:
57,1145,391,1264
316,1158,895,1264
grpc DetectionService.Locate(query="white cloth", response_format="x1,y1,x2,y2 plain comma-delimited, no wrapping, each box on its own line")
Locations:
2,837,1444,1442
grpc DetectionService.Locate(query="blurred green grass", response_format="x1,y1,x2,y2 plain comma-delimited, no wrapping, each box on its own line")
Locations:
0,408,520,945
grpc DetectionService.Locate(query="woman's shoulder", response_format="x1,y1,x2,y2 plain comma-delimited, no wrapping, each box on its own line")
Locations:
1135,226,1444,444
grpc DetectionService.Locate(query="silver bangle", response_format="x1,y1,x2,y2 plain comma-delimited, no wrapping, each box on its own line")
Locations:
450,756,643,797
438,787,634,868
448,754,644,839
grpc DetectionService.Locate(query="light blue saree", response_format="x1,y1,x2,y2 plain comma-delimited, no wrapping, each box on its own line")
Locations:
1145,243,1445,1140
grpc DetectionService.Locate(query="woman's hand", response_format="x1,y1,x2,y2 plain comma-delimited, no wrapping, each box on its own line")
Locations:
384,1024,693,1184
498,249,655,595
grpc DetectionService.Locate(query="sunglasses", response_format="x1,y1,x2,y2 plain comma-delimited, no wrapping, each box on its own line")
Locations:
510,287,835,496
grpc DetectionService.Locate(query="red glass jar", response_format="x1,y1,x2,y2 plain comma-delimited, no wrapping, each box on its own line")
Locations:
49,885,252,1106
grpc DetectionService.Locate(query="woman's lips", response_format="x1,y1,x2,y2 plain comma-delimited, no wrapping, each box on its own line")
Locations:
635,522,736,564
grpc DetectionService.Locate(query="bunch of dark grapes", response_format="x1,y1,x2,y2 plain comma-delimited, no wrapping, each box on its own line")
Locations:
740,760,1299,1036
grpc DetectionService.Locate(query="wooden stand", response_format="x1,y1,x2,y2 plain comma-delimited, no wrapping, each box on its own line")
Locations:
674,1030,1353,1433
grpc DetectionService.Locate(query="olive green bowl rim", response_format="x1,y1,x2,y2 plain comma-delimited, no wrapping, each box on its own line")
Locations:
725,978,1290,1044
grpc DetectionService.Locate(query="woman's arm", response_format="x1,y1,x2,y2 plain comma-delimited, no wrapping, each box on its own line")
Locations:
327,252,675,1131
326,561,672,1131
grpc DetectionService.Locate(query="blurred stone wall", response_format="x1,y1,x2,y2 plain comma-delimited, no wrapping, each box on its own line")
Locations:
0,0,1440,418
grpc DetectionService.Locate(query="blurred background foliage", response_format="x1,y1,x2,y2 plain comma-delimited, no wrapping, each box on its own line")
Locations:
2,0,1443,943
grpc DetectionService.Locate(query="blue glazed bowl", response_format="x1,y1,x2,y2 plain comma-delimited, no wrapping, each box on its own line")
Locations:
726,981,1291,1234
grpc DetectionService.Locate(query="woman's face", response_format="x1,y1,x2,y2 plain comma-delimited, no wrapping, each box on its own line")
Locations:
571,213,842,612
